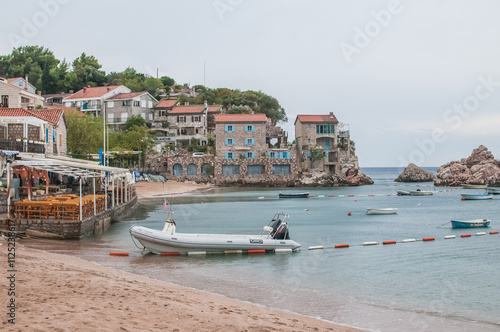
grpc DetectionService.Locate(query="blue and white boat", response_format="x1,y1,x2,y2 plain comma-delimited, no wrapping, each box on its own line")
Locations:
461,193,493,200
278,192,309,198
451,219,491,228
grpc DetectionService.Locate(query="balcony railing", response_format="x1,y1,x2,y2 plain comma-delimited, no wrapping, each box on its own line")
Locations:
0,140,45,154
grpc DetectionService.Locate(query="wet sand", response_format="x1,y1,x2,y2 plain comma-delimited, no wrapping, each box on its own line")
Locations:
134,180,212,199
0,238,363,332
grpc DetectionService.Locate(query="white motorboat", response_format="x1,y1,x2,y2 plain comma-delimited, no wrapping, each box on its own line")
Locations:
397,190,411,195
410,190,434,196
130,207,301,255
486,187,500,195
461,193,493,200
366,208,398,215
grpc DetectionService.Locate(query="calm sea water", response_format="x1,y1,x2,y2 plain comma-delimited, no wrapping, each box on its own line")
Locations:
24,167,500,332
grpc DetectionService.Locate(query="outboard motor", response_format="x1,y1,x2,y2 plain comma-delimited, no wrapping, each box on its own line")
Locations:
271,220,290,240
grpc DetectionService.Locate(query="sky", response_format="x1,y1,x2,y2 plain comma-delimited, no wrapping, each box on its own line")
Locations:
1,0,499,167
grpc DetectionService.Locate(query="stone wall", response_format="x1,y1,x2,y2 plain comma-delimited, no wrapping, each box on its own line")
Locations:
7,124,22,139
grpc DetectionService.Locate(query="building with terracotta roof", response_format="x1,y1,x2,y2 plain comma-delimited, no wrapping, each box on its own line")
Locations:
152,101,221,147
294,112,348,175
104,91,157,130
0,77,44,109
63,85,130,116
6,77,37,94
208,113,295,182
0,108,67,156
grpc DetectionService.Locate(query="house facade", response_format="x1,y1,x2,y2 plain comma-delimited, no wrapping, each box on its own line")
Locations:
212,113,297,184
0,108,67,156
294,112,342,175
152,102,220,147
104,91,157,130
0,78,45,109
63,85,130,116
6,77,36,94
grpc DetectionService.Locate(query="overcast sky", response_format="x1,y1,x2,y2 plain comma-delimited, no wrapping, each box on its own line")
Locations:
2,0,499,167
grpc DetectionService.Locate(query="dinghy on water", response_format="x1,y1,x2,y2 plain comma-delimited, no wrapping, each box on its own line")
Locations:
460,193,493,200
366,208,398,215
129,203,301,255
451,219,490,228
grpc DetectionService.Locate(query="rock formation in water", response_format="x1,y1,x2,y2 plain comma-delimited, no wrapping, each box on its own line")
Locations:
395,163,436,182
434,145,500,186
298,144,374,186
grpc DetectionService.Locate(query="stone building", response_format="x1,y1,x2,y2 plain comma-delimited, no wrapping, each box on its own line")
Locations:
63,85,130,117
0,108,67,156
104,91,157,131
213,113,297,185
294,112,347,175
0,77,44,109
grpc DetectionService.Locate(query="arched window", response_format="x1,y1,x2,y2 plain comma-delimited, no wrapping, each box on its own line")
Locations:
201,163,212,176
173,163,183,176
187,164,197,176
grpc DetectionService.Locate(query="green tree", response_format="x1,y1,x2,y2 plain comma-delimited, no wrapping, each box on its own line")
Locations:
72,53,106,90
160,76,175,87
66,113,104,159
124,115,147,131
309,147,324,168
143,77,164,99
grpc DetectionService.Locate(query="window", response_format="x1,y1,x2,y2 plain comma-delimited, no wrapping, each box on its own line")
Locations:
59,134,62,147
177,116,186,123
269,152,277,159
173,164,183,176
307,139,311,143
107,101,114,108
247,165,263,175
192,116,201,122
45,128,48,143
149,114,153,121
225,138,235,146
225,125,235,132
141,100,146,108
245,152,254,159
141,113,146,119
222,165,240,175
201,163,212,176
148,101,153,108
316,124,335,135
245,138,255,146
1,95,9,107
280,152,289,159
108,113,115,122
245,125,255,132
187,164,197,176
225,152,235,159
121,112,128,122
273,164,291,175
133,100,140,107
307,124,311,129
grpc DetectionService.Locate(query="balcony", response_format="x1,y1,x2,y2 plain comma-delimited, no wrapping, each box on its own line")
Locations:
0,139,45,154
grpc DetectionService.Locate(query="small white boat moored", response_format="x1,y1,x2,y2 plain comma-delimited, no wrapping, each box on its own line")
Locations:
410,190,434,196
366,208,398,215
130,205,301,255
451,219,491,228
397,190,411,195
461,193,493,200
486,187,500,195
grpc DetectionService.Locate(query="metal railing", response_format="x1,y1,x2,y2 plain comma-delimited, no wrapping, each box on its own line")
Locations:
0,140,45,153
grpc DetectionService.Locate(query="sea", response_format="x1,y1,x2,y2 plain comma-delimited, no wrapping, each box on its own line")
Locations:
23,167,500,332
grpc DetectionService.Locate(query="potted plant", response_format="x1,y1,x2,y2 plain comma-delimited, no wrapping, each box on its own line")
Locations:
29,139,34,143
15,137,21,142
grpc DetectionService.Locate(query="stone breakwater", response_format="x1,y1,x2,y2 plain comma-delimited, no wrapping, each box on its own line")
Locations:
434,145,500,187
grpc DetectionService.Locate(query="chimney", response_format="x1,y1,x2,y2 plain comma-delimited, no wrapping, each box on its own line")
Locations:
37,91,41,96
69,90,74,94
83,87,87,93
329,112,334,118
107,87,110,92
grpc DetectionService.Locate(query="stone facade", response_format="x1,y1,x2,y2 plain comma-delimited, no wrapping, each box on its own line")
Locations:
294,113,342,175
104,91,157,131
0,79,44,109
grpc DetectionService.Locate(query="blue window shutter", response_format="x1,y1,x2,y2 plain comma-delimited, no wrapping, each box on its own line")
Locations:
225,125,228,132
251,139,255,145
225,138,228,145
45,128,49,143
325,151,329,157
225,152,229,159
307,151,311,158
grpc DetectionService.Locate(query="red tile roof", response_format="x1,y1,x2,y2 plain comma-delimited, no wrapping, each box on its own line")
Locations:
107,92,147,100
44,105,83,117
0,107,64,124
155,99,178,108
6,77,21,84
169,105,220,114
295,114,339,124
215,113,268,123
64,86,122,100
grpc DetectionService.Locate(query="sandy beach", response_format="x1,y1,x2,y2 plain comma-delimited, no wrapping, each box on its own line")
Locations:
134,180,213,199
1,181,364,331
1,239,363,332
